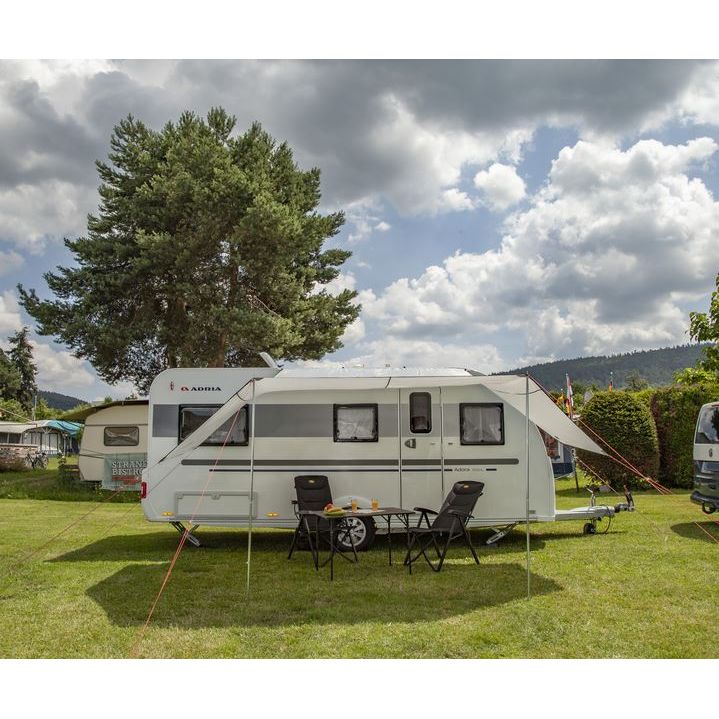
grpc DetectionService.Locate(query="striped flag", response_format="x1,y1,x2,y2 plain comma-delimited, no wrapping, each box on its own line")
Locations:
565,373,574,418
609,371,614,391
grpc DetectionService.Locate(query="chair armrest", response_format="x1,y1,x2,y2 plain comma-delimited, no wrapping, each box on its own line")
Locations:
413,506,437,528
447,509,474,521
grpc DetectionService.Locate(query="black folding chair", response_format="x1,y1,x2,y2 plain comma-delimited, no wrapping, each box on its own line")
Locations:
287,475,358,569
404,480,485,572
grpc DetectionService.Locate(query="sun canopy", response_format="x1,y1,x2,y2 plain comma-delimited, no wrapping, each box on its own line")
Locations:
160,371,604,462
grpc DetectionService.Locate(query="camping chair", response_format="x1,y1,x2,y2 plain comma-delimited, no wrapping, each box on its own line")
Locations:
403,480,485,572
288,475,358,569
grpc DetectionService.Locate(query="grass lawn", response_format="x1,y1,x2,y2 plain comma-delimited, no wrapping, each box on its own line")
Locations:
1,473,718,658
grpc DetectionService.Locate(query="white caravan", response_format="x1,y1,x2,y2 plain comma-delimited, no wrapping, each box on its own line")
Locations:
141,366,623,548
75,400,149,490
691,401,719,514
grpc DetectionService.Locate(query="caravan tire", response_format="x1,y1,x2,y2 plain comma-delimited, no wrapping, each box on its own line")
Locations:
336,517,376,552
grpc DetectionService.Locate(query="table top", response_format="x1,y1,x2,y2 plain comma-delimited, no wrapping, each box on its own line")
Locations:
299,506,415,519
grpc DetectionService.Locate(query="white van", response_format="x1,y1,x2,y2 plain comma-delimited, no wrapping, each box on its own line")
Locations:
692,401,719,514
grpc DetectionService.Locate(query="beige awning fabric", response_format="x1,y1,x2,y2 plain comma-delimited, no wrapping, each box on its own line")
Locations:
476,375,605,455
159,372,604,462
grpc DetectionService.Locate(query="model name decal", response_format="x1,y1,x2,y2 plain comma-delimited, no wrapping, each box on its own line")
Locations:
180,386,222,391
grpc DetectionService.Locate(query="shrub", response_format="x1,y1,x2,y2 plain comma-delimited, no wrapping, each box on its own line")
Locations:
577,391,659,489
0,455,28,472
650,380,719,488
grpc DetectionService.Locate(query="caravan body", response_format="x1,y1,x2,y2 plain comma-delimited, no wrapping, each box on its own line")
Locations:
77,400,149,489
141,367,605,538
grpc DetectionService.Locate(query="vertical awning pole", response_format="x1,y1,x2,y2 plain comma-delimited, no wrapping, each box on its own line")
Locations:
525,373,531,599
246,379,256,595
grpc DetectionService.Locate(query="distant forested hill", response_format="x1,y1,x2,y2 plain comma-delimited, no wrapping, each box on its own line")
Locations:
39,390,88,411
506,344,709,391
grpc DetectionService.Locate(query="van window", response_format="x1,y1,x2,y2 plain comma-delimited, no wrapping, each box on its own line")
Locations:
696,405,719,444
409,392,432,433
179,405,248,446
104,426,140,447
460,403,504,445
334,404,378,442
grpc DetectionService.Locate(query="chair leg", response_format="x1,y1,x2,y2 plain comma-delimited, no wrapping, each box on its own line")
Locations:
433,531,453,572
304,518,319,571
287,522,303,560
403,532,423,567
463,526,480,565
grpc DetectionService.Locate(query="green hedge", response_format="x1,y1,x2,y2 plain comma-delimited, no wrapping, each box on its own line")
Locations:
650,381,719,488
577,391,659,489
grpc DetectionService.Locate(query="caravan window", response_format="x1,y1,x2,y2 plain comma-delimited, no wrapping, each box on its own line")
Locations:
460,403,504,445
333,404,378,442
409,392,432,433
179,405,248,446
696,405,719,444
104,426,140,447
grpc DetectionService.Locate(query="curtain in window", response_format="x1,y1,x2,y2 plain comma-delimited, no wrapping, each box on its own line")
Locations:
462,405,502,443
337,407,375,440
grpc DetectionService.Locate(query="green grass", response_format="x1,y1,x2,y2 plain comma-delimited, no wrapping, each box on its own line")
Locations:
1,475,718,658
0,459,138,503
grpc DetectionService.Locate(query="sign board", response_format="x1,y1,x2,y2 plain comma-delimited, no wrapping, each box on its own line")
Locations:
103,453,147,491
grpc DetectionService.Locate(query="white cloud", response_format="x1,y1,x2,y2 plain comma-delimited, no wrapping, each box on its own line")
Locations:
0,181,94,252
374,221,391,232
0,290,23,334
0,250,24,276
31,340,95,390
356,138,719,361
297,337,503,374
313,271,357,296
340,318,366,345
438,188,475,212
473,163,526,211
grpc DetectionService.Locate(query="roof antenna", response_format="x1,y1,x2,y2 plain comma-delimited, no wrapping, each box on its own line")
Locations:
258,352,279,369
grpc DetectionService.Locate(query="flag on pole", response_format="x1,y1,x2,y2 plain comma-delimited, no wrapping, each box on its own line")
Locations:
556,391,565,410
609,371,614,391
565,373,574,418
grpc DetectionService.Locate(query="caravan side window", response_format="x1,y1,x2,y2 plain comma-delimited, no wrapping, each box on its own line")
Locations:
333,404,378,442
459,403,504,445
104,426,139,446
409,392,432,433
179,405,249,446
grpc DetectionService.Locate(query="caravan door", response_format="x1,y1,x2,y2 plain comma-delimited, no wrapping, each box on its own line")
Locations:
399,388,444,511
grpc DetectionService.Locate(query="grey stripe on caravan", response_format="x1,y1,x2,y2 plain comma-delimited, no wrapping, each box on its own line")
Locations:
181,457,519,467
181,458,400,466
445,458,519,465
153,403,400,438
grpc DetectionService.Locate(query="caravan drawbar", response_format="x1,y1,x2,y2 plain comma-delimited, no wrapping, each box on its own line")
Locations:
141,366,620,549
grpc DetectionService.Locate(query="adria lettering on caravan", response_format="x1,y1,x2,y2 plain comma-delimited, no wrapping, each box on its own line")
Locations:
169,381,223,392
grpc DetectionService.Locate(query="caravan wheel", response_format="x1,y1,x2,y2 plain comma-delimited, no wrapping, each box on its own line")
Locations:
336,517,376,552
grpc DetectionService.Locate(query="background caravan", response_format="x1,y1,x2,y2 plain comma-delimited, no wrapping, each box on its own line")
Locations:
68,399,149,490
141,367,623,549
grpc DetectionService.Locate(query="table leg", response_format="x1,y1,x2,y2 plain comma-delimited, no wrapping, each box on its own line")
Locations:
330,518,335,581
386,516,392,566
406,515,412,575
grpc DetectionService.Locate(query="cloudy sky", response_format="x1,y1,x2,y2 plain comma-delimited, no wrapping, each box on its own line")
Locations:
1,59,719,400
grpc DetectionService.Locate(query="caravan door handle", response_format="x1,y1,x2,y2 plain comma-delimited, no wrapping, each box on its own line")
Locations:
404,439,416,449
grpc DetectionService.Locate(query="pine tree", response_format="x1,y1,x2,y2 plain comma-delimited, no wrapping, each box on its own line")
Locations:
7,327,37,411
19,109,360,393
0,347,21,400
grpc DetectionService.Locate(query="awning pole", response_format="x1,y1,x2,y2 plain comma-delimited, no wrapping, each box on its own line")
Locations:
525,373,531,599
246,379,256,596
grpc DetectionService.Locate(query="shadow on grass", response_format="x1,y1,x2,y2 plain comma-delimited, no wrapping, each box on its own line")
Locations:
49,526,561,564
670,521,719,543
48,532,561,629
